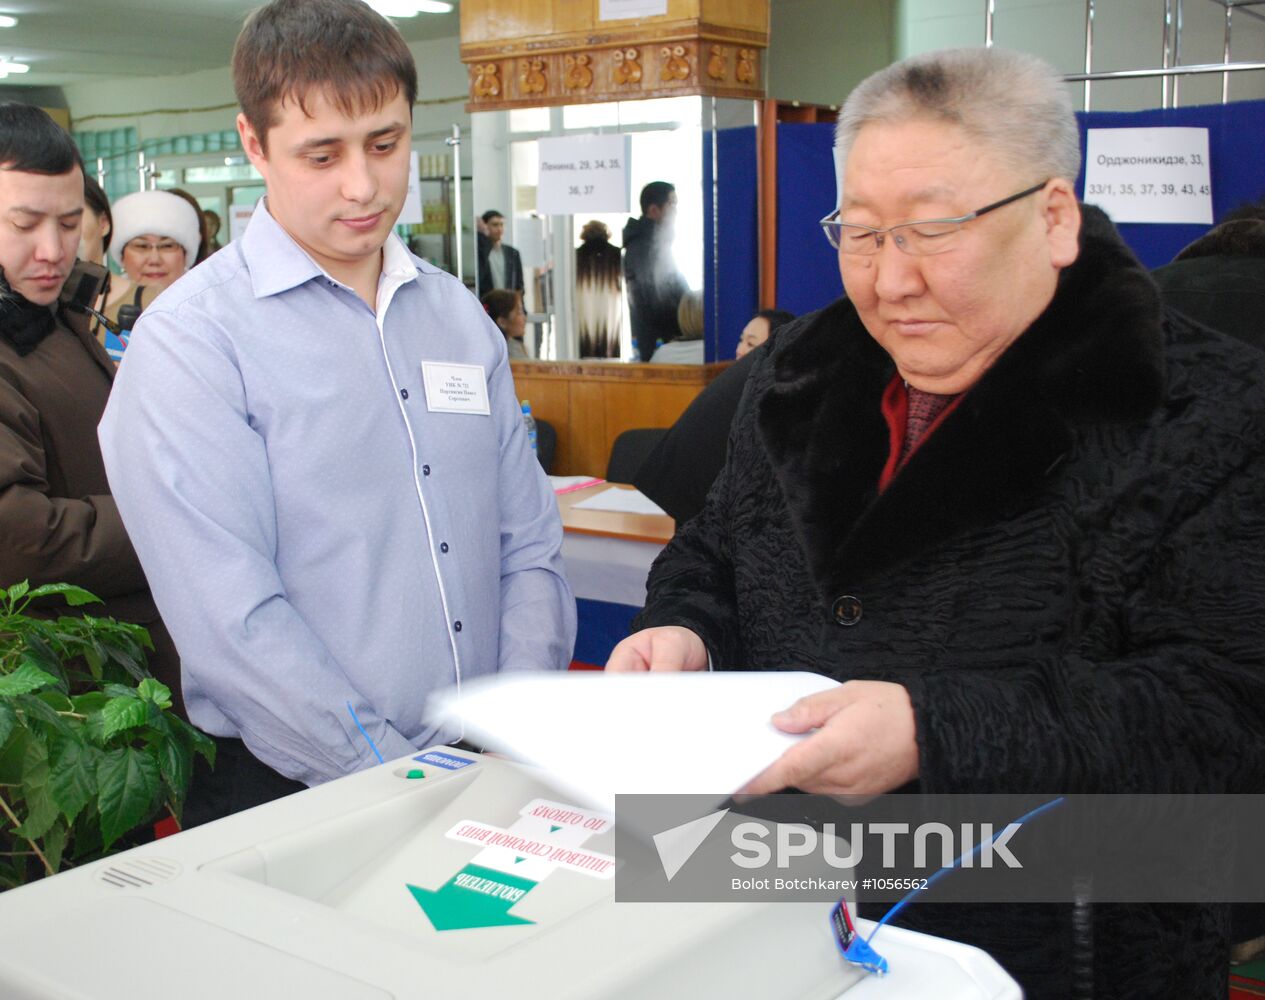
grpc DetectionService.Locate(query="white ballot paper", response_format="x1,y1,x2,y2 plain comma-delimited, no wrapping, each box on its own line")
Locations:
570,486,667,516
429,671,840,813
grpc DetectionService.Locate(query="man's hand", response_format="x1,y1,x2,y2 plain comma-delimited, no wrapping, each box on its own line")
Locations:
740,681,919,796
605,626,708,672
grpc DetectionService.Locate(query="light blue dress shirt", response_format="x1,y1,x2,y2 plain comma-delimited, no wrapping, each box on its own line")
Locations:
99,202,575,786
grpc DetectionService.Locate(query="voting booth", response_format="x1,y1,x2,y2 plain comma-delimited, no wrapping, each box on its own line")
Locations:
0,749,1018,1000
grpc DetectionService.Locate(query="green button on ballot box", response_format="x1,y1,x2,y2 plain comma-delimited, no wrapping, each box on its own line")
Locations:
0,750,1017,1000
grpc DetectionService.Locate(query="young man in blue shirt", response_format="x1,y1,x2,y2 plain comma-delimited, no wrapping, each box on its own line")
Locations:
99,0,575,825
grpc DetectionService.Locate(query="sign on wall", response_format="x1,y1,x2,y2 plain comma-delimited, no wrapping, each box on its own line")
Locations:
1083,127,1213,225
536,134,632,216
398,150,424,227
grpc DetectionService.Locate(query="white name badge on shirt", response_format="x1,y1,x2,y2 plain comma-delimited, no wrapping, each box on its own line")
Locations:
421,361,491,415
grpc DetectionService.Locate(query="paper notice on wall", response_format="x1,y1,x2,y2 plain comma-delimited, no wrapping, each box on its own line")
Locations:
536,133,632,215
228,204,254,243
398,150,424,227
1083,127,1213,224
600,0,667,19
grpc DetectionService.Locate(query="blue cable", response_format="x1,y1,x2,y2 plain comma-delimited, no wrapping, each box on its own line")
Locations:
835,795,1065,976
866,795,1065,942
347,701,385,764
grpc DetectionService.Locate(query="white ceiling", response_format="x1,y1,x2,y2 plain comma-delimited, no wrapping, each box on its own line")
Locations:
0,0,461,89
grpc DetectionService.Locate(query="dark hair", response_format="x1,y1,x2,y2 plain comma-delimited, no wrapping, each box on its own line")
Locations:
580,219,610,242
481,209,504,224
0,102,83,176
639,181,675,215
232,0,417,153
1221,197,1265,226
757,308,796,333
481,288,520,325
1174,219,1265,262
83,174,113,254
167,187,211,263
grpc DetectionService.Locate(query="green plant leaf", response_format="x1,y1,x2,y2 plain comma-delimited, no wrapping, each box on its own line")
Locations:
100,697,149,742
0,727,29,785
16,736,59,841
0,660,59,697
25,583,101,607
49,739,97,825
36,690,73,713
71,691,108,715
136,679,172,710
169,716,217,767
154,731,192,809
41,819,68,874
6,580,29,603
96,747,159,850
14,694,73,738
0,702,16,748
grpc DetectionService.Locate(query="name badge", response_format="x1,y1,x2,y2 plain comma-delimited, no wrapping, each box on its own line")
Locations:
421,361,491,415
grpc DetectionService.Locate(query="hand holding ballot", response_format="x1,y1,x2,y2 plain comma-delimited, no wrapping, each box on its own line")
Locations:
738,680,920,798
605,625,708,672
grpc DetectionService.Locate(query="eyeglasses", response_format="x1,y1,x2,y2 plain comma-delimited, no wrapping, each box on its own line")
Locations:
820,181,1049,256
124,239,184,257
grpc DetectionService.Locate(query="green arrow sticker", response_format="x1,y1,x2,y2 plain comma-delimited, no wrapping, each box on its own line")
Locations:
408,863,538,931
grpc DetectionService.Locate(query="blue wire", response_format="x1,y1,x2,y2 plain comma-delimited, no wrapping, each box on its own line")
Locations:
346,701,385,764
865,795,1065,944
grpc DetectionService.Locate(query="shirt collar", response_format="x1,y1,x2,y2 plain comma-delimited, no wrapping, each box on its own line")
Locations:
241,199,419,299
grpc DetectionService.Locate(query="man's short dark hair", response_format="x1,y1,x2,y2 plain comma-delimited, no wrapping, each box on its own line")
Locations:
0,102,83,176
481,210,504,224
232,0,417,153
757,309,796,333
640,181,675,215
84,174,113,254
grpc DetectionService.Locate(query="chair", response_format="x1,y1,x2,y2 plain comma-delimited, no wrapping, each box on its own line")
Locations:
534,418,557,474
605,428,668,484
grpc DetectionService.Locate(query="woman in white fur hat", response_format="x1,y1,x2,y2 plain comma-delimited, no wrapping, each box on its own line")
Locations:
104,188,202,325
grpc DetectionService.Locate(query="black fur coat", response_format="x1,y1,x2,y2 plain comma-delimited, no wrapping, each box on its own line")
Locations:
638,207,1265,998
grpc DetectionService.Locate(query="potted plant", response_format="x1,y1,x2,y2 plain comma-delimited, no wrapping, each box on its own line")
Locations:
0,580,214,889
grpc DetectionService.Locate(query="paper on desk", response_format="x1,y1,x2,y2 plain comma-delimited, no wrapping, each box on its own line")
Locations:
570,486,667,516
428,671,840,814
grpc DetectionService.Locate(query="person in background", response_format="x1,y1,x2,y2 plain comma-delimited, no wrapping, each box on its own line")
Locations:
736,308,794,359
203,208,224,255
0,102,183,717
103,189,201,325
1151,198,1265,353
476,209,524,297
609,46,1265,998
168,188,211,265
636,307,796,522
80,175,112,266
482,288,528,360
623,181,689,362
575,219,622,359
649,289,704,364
100,0,574,827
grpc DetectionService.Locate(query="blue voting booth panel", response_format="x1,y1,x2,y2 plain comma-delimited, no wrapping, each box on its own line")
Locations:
572,598,640,669
704,125,760,361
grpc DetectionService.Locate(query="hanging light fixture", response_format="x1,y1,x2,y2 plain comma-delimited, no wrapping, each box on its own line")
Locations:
0,57,30,78
363,0,453,18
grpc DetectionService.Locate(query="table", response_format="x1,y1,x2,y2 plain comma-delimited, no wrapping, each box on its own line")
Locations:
555,482,674,666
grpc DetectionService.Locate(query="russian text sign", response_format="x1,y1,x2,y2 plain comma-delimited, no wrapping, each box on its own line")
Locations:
1083,127,1213,224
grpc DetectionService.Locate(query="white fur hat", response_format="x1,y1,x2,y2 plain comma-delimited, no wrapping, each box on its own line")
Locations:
109,190,201,272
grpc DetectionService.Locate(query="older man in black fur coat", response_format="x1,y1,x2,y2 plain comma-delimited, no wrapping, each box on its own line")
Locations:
608,47,1265,999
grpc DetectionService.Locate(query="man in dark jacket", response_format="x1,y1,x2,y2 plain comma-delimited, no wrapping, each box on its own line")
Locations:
608,48,1265,999
0,103,182,713
623,181,689,362
476,209,524,298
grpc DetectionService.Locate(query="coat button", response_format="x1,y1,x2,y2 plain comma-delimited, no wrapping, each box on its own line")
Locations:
832,595,862,626
400,388,409,400
440,542,449,554
454,620,463,632
422,464,431,476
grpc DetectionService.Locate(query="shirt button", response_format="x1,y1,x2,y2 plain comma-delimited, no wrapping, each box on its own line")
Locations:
400,388,409,400
440,542,449,553
832,595,862,626
454,620,463,632
422,464,431,476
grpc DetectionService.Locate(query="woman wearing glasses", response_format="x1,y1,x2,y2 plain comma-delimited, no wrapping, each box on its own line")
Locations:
103,189,202,329
608,46,1265,999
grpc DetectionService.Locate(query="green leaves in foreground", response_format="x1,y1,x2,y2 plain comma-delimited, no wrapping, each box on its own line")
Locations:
0,580,213,885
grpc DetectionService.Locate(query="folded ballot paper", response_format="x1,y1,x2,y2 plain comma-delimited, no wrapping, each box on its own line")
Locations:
428,671,840,814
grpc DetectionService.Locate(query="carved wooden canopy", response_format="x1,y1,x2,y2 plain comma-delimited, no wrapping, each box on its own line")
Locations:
459,0,769,111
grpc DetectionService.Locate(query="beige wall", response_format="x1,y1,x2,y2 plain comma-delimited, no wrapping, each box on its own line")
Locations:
767,0,896,106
